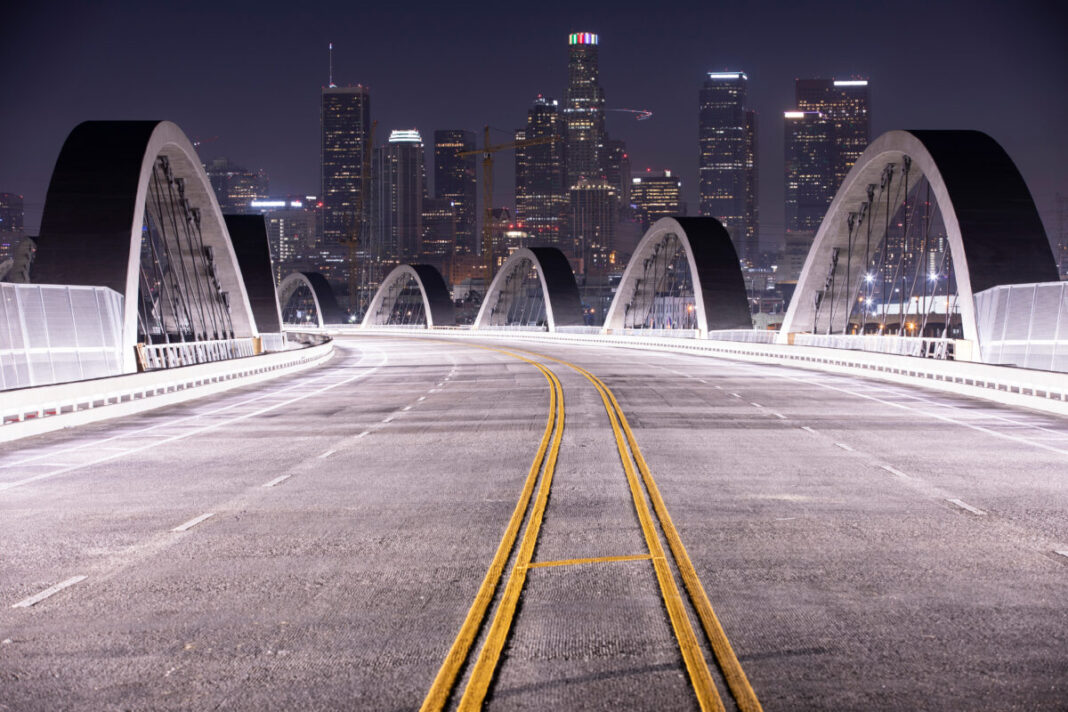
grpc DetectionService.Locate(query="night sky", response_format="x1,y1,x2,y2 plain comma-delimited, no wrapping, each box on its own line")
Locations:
2,0,1065,251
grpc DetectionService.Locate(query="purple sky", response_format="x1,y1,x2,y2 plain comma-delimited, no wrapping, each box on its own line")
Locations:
2,0,1065,251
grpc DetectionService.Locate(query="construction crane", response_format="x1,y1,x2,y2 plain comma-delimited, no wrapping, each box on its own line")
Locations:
344,120,377,320
458,126,561,280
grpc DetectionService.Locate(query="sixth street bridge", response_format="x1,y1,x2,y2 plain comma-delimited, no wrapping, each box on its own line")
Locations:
1,335,1065,711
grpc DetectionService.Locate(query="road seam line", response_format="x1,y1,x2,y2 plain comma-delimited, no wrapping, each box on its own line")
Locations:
263,475,291,488
527,554,652,569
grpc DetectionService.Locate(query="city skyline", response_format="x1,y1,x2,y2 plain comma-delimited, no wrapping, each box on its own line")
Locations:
2,1,1064,255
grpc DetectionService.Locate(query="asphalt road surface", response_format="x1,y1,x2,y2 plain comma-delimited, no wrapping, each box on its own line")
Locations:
1,335,1066,711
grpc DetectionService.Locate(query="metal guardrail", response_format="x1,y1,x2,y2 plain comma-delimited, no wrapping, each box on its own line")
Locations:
790,333,963,360
1,341,334,443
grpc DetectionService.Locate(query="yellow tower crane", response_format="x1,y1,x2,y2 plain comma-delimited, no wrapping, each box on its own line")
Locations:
457,126,561,280
344,119,377,320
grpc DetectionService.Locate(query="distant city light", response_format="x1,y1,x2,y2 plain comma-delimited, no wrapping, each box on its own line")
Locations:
250,200,286,208
865,273,875,283
783,111,806,119
707,72,747,80
834,80,869,87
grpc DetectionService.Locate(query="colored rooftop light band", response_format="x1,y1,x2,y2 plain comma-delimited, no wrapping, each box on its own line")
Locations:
783,111,806,119
834,80,868,86
569,32,598,45
707,72,746,80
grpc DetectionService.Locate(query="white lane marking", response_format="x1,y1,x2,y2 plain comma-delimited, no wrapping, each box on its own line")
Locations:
772,413,786,419
428,389,442,393
436,382,444,387
417,396,427,402
1055,551,1068,560
382,416,394,423
947,498,987,516
767,369,1068,458
0,348,367,471
698,379,708,384
357,431,370,438
834,442,854,452
801,426,818,434
880,464,913,480
0,349,388,492
318,449,336,459
751,402,763,408
402,405,412,411
12,576,87,608
730,393,742,399
172,512,216,532
714,385,723,390
263,474,291,488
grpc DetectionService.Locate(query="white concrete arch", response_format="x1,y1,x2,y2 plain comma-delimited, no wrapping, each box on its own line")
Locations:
603,217,750,337
473,247,584,331
361,264,454,328
35,121,258,372
779,130,1057,353
279,272,344,328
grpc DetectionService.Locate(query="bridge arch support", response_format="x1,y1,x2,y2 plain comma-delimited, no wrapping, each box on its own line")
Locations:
362,264,455,328
33,120,258,372
474,247,584,331
279,272,345,328
603,217,750,336
779,130,1058,351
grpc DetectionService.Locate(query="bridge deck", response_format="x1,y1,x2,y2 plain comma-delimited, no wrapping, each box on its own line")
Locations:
0,336,1065,710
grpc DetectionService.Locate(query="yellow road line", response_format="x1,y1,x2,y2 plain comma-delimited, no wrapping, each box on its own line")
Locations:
594,372,763,712
419,354,560,712
456,366,565,710
527,554,652,569
584,367,725,712
508,346,761,712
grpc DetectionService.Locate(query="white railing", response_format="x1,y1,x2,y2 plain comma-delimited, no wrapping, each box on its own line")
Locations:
1,341,334,443
790,333,964,360
139,338,257,371
707,329,778,344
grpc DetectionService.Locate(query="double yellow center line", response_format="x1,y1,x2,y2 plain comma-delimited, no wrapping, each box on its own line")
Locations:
419,342,761,712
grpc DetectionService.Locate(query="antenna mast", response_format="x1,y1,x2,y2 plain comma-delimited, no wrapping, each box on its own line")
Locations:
328,42,335,88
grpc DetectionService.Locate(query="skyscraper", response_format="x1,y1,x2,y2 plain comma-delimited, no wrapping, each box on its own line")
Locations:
631,171,683,233
782,78,870,281
564,32,606,188
603,139,631,210
783,110,834,281
203,158,269,213
795,79,871,188
0,192,25,263
514,96,568,247
321,84,372,249
433,130,477,254
698,71,759,264
380,129,426,261
570,178,617,274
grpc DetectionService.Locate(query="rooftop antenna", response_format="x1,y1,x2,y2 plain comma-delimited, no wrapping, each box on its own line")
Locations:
328,42,336,88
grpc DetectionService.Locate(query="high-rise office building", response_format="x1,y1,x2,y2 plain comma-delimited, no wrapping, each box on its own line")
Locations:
515,96,568,248
603,139,631,209
783,110,834,280
379,129,426,261
204,158,269,213
1057,193,1067,280
564,32,606,188
0,192,25,262
570,178,617,274
698,71,759,264
796,79,871,188
321,84,372,249
631,171,684,233
433,130,476,254
250,197,320,282
782,78,870,281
